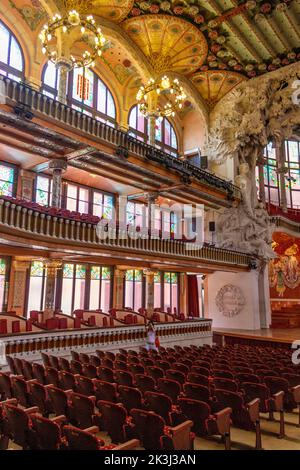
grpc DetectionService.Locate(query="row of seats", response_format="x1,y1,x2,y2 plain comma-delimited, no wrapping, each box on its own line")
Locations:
3,343,300,450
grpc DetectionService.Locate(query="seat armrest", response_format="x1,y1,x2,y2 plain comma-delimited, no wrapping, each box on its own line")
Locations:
113,439,140,450
272,391,284,410
2,398,18,406
213,407,232,434
83,426,99,434
168,420,193,451
51,415,67,424
291,385,300,403
246,398,260,422
24,406,40,414
88,395,96,403
27,379,38,384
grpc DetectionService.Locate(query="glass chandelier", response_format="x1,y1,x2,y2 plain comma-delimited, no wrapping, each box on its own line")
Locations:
39,10,107,68
136,76,186,118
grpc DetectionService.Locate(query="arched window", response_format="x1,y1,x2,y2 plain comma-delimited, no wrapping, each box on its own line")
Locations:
0,20,24,81
41,62,116,126
128,104,178,156
257,140,300,209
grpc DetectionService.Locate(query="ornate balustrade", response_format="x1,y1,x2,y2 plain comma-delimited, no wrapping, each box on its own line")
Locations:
0,319,212,364
0,197,252,267
0,74,240,200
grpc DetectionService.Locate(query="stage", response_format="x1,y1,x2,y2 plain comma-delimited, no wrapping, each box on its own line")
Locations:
213,328,300,349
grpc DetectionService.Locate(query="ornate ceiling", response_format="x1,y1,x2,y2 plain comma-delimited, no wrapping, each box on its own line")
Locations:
3,0,300,107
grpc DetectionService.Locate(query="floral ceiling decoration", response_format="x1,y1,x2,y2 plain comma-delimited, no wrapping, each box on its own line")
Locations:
123,14,208,74
8,0,47,31
269,232,300,296
191,70,247,108
2,0,299,106
54,0,134,22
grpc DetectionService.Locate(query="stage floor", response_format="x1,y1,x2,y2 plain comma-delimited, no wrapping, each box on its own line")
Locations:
213,327,300,345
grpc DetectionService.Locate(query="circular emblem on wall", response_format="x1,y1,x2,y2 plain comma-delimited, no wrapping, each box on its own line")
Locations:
216,284,246,317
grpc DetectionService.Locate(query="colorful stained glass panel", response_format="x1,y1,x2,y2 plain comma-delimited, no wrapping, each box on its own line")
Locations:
76,265,86,279
101,267,111,280
30,261,44,277
63,264,74,279
91,266,101,281
0,259,6,276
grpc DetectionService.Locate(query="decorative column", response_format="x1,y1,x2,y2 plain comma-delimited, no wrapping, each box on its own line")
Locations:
149,115,156,147
144,269,156,317
44,260,62,319
56,59,72,105
49,159,67,208
113,268,126,309
256,153,266,205
147,193,157,237
179,273,188,317
275,141,288,213
8,260,30,316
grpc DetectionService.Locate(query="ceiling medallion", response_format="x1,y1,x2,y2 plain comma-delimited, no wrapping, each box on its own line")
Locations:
40,10,107,68
136,75,186,118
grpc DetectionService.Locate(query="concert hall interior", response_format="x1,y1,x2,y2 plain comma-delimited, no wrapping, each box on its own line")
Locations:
0,0,300,452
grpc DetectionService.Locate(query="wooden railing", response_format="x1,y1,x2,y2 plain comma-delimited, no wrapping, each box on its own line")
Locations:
1,319,212,360
0,74,240,200
0,197,252,267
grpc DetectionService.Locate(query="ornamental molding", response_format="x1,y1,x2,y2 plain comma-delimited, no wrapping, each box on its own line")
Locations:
216,284,246,318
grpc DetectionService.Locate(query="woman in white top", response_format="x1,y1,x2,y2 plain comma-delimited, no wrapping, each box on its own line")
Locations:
145,320,158,351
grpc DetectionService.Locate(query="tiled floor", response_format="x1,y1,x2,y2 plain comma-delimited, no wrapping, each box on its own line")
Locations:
6,410,300,451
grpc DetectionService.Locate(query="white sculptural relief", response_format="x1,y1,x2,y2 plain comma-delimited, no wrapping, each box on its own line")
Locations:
216,284,246,318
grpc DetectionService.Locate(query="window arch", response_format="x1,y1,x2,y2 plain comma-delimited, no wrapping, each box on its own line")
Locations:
128,104,178,156
0,20,24,81
257,140,300,209
41,62,116,126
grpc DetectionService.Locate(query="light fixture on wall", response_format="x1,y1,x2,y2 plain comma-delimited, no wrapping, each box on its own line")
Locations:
136,76,186,118
39,10,107,69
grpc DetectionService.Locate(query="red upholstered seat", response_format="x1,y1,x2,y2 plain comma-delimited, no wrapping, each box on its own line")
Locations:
59,370,76,391
30,414,65,449
0,372,12,400
97,400,129,443
157,378,181,404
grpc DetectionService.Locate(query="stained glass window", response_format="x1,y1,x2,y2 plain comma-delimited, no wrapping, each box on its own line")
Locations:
0,163,15,197
260,140,300,209
93,192,114,219
30,261,44,277
35,175,52,206
0,20,24,80
41,63,116,125
154,272,161,283
163,271,178,313
27,261,47,315
0,259,5,276
89,265,111,311
63,264,74,279
128,105,178,155
61,263,86,314
126,201,145,228
125,269,143,310
75,265,86,279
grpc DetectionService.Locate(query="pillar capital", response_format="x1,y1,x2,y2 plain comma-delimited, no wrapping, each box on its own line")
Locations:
49,159,68,172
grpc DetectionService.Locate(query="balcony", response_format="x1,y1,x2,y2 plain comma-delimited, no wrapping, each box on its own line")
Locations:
0,196,252,269
0,74,241,202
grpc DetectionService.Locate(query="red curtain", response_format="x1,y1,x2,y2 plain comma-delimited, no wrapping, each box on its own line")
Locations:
187,275,199,317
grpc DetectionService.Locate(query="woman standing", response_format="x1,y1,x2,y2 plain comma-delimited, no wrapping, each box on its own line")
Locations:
145,320,158,351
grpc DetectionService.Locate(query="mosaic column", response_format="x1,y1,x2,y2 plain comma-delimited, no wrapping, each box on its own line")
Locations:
8,260,30,316
44,260,62,319
149,115,156,147
56,59,72,105
113,268,126,309
19,169,35,201
144,269,156,317
179,273,187,317
50,159,67,208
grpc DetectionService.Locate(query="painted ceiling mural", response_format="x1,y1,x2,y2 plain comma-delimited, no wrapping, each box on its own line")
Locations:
3,0,300,106
269,232,300,297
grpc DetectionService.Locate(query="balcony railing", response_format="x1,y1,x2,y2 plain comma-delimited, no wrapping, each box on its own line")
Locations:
1,319,213,360
0,74,240,200
0,197,252,267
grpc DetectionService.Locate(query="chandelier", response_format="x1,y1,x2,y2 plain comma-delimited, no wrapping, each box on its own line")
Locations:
136,76,186,118
39,10,107,68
